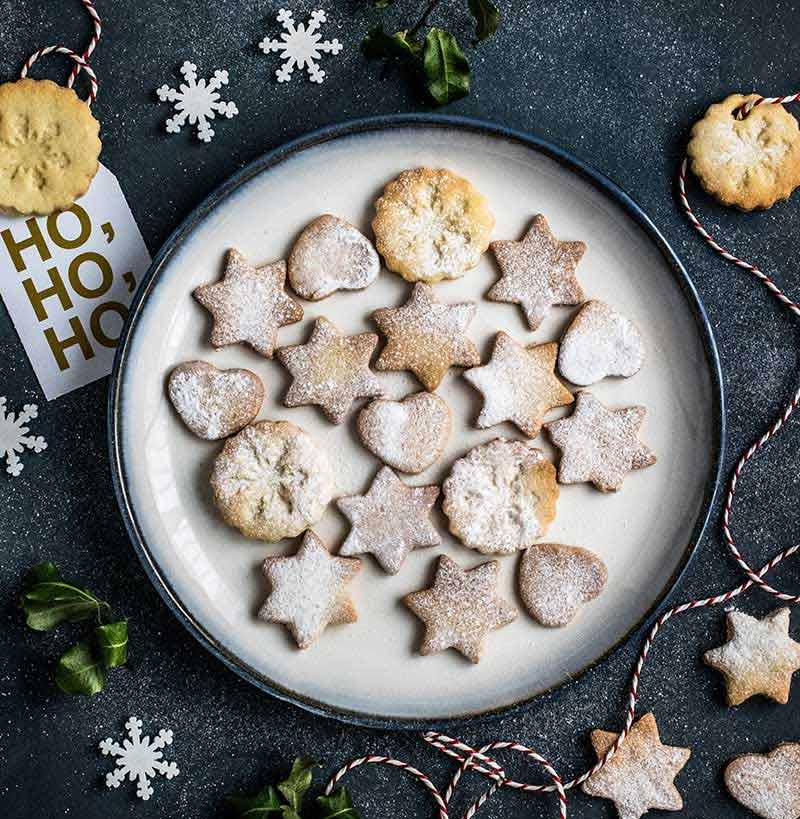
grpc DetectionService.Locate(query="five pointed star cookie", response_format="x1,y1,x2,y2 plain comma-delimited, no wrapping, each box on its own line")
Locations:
582,713,691,819
488,214,586,330
704,608,800,706
277,316,383,424
194,248,303,357
463,332,573,437
337,466,440,574
544,391,656,491
372,283,480,391
259,530,361,649
404,555,517,663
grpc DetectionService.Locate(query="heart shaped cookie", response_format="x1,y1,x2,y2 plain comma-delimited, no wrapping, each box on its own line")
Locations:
167,360,264,440
725,743,800,819
357,392,451,474
518,543,607,627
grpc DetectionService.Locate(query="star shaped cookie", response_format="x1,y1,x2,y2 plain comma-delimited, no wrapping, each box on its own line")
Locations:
404,555,517,663
544,391,656,491
463,332,573,437
704,608,800,706
337,466,440,574
488,214,586,330
259,530,361,649
582,713,691,819
372,283,480,391
194,249,303,357
277,317,383,424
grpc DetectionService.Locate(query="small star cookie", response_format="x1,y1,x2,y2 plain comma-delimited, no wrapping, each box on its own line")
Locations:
372,283,480,391
582,712,691,819
544,391,656,492
194,249,303,358
725,743,800,819
704,608,800,706
276,317,383,424
337,466,440,574
488,214,586,330
403,555,517,663
259,531,361,649
463,332,573,437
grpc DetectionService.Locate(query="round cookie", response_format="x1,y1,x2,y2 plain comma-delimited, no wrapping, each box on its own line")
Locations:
372,167,494,283
210,420,333,541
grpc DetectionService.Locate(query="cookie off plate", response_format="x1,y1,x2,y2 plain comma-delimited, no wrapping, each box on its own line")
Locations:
109,115,724,728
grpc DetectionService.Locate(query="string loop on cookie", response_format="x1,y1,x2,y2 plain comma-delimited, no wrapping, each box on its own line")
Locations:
735,92,800,119
66,0,102,89
19,46,99,104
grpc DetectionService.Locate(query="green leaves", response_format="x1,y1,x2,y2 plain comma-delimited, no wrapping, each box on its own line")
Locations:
468,0,500,42
54,642,106,695
277,758,317,815
96,620,129,668
22,562,110,631
423,28,470,105
361,26,419,60
226,784,284,817
317,788,360,819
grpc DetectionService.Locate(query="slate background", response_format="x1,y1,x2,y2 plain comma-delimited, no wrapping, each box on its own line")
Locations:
3,1,800,817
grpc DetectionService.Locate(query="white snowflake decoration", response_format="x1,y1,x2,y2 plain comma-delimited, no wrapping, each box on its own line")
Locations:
259,9,343,84
156,61,239,142
0,397,46,477
99,717,180,801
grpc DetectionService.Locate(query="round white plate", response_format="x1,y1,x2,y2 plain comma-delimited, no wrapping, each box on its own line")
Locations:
110,117,723,728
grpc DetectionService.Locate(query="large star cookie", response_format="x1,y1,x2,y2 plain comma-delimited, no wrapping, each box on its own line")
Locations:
488,214,586,330
582,713,692,819
337,466,440,574
725,743,800,819
404,555,517,663
704,608,800,706
259,530,361,649
463,332,573,437
194,249,303,358
372,283,480,391
544,391,656,492
277,317,383,424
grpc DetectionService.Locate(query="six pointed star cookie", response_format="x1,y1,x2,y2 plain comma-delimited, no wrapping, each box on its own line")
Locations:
259,530,361,649
488,214,586,330
704,608,800,706
277,316,383,424
463,332,573,437
544,391,656,491
337,466,440,574
582,713,692,819
194,249,303,357
404,555,517,663
372,283,480,391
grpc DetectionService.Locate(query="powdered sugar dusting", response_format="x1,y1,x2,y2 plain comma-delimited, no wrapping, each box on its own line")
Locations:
725,743,800,819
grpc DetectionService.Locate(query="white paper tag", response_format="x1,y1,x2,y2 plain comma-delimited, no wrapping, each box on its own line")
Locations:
0,164,152,400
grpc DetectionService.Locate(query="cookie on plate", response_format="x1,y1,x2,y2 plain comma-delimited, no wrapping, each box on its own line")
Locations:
725,743,800,819
372,167,494,283
210,420,333,541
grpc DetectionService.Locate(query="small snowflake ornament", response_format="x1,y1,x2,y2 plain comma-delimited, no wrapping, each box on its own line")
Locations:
259,9,343,84
0,397,46,477
156,61,239,142
99,717,179,801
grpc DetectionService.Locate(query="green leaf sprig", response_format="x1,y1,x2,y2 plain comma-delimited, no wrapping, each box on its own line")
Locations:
21,562,129,696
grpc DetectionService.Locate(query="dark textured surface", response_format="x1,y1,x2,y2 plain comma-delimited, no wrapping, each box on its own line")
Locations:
2,1,800,817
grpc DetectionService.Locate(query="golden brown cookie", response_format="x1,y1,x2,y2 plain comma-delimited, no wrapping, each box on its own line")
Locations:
688,93,800,210
725,743,800,819
372,167,494,283
0,78,101,215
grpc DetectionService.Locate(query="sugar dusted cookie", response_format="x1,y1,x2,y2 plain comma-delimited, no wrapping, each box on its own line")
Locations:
725,743,800,819
558,300,645,386
277,317,383,424
194,249,303,358
442,438,558,555
167,361,263,440
544,391,656,492
463,333,573,437
704,608,800,706
688,93,800,211
259,530,360,649
210,420,333,541
372,283,480,391
488,214,586,330
337,466,440,574
518,543,607,627
288,214,380,300
372,167,494,283
357,392,451,474
404,555,517,663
